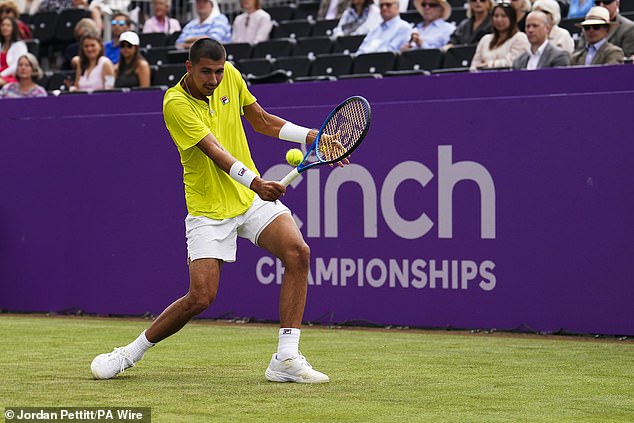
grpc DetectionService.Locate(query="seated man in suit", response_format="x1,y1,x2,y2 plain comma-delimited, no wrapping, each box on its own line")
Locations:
571,6,624,65
576,0,634,58
513,11,571,69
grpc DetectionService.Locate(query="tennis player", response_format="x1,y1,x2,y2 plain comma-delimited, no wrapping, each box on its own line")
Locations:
91,38,332,383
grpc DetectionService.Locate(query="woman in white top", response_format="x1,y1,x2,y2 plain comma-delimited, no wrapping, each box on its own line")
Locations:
531,0,575,54
470,2,529,70
0,17,27,87
142,0,182,34
331,0,381,38
231,0,272,44
71,32,114,92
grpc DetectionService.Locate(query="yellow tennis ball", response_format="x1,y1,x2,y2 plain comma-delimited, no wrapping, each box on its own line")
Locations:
285,148,303,166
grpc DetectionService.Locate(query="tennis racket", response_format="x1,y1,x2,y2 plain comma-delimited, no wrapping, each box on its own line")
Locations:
280,96,371,187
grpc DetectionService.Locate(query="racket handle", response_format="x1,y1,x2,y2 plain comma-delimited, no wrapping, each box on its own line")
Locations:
280,168,300,187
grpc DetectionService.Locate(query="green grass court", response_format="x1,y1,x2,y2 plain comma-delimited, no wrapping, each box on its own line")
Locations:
1,314,633,422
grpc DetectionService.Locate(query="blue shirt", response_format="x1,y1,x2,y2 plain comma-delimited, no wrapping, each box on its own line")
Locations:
585,38,607,65
356,16,412,54
413,19,456,49
104,41,120,64
567,0,593,19
176,13,232,45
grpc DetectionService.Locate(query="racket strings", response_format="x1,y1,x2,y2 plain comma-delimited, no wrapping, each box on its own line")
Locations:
318,99,369,162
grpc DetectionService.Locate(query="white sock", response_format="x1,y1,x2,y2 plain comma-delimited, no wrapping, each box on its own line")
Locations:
125,330,155,362
276,328,300,361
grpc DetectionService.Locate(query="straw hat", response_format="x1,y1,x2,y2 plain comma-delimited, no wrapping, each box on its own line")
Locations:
414,0,452,21
577,6,617,27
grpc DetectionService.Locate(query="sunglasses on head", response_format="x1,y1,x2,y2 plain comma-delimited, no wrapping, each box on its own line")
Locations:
111,19,127,26
594,0,616,5
421,2,441,7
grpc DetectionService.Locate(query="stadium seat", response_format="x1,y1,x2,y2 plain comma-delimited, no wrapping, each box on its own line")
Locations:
400,11,421,25
312,19,338,36
29,11,58,44
54,9,90,43
294,1,320,19
167,50,188,64
559,18,583,37
271,19,313,39
332,34,365,54
295,36,333,56
166,31,181,46
450,7,467,24
309,53,353,77
142,46,172,66
266,5,295,22
352,52,397,75
236,57,274,77
252,38,295,58
139,32,168,49
152,63,186,86
442,44,476,68
45,70,75,91
224,42,253,61
247,69,293,85
25,39,40,59
396,48,443,71
273,55,312,78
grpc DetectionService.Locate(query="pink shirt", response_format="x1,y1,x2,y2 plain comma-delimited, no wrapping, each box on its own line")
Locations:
143,16,182,34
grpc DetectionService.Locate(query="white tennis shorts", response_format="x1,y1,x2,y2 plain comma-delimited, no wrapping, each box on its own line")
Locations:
185,196,290,262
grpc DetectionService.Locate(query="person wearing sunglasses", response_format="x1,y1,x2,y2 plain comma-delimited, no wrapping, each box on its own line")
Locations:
114,31,150,88
443,0,493,52
104,12,131,65
531,0,575,54
512,10,571,70
355,0,412,54
571,6,623,65
470,2,529,70
576,0,634,58
400,0,455,51
567,0,593,19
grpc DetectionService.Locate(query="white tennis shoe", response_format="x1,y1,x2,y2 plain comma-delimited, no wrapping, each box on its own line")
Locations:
265,353,330,383
91,347,137,379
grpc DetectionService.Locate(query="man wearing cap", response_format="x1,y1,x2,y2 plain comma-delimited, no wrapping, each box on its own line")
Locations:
401,0,455,51
576,0,634,57
176,0,231,49
571,6,624,65
512,11,571,69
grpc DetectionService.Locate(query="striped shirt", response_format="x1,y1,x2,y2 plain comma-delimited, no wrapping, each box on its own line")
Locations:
176,13,232,45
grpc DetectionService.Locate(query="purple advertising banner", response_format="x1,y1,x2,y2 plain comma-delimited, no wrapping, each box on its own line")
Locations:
1,66,633,335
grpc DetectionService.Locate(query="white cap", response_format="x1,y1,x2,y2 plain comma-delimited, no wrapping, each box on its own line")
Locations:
119,31,140,46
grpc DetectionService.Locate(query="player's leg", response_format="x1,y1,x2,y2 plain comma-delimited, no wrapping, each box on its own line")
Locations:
252,210,329,383
145,258,221,343
90,258,222,380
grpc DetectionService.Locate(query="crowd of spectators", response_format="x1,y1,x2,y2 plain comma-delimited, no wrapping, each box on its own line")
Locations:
0,0,633,98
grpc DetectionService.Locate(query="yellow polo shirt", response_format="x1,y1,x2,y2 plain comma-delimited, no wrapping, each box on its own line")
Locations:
163,61,258,219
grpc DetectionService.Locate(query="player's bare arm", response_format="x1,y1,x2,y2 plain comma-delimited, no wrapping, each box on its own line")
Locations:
196,132,285,201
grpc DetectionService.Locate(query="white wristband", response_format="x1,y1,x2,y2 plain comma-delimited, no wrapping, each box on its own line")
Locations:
279,122,310,144
229,161,257,189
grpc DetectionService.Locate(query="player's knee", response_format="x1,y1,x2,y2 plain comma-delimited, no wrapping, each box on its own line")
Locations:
185,291,216,315
284,241,310,268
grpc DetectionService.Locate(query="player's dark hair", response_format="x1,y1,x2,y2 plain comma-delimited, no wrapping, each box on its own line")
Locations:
188,38,226,64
